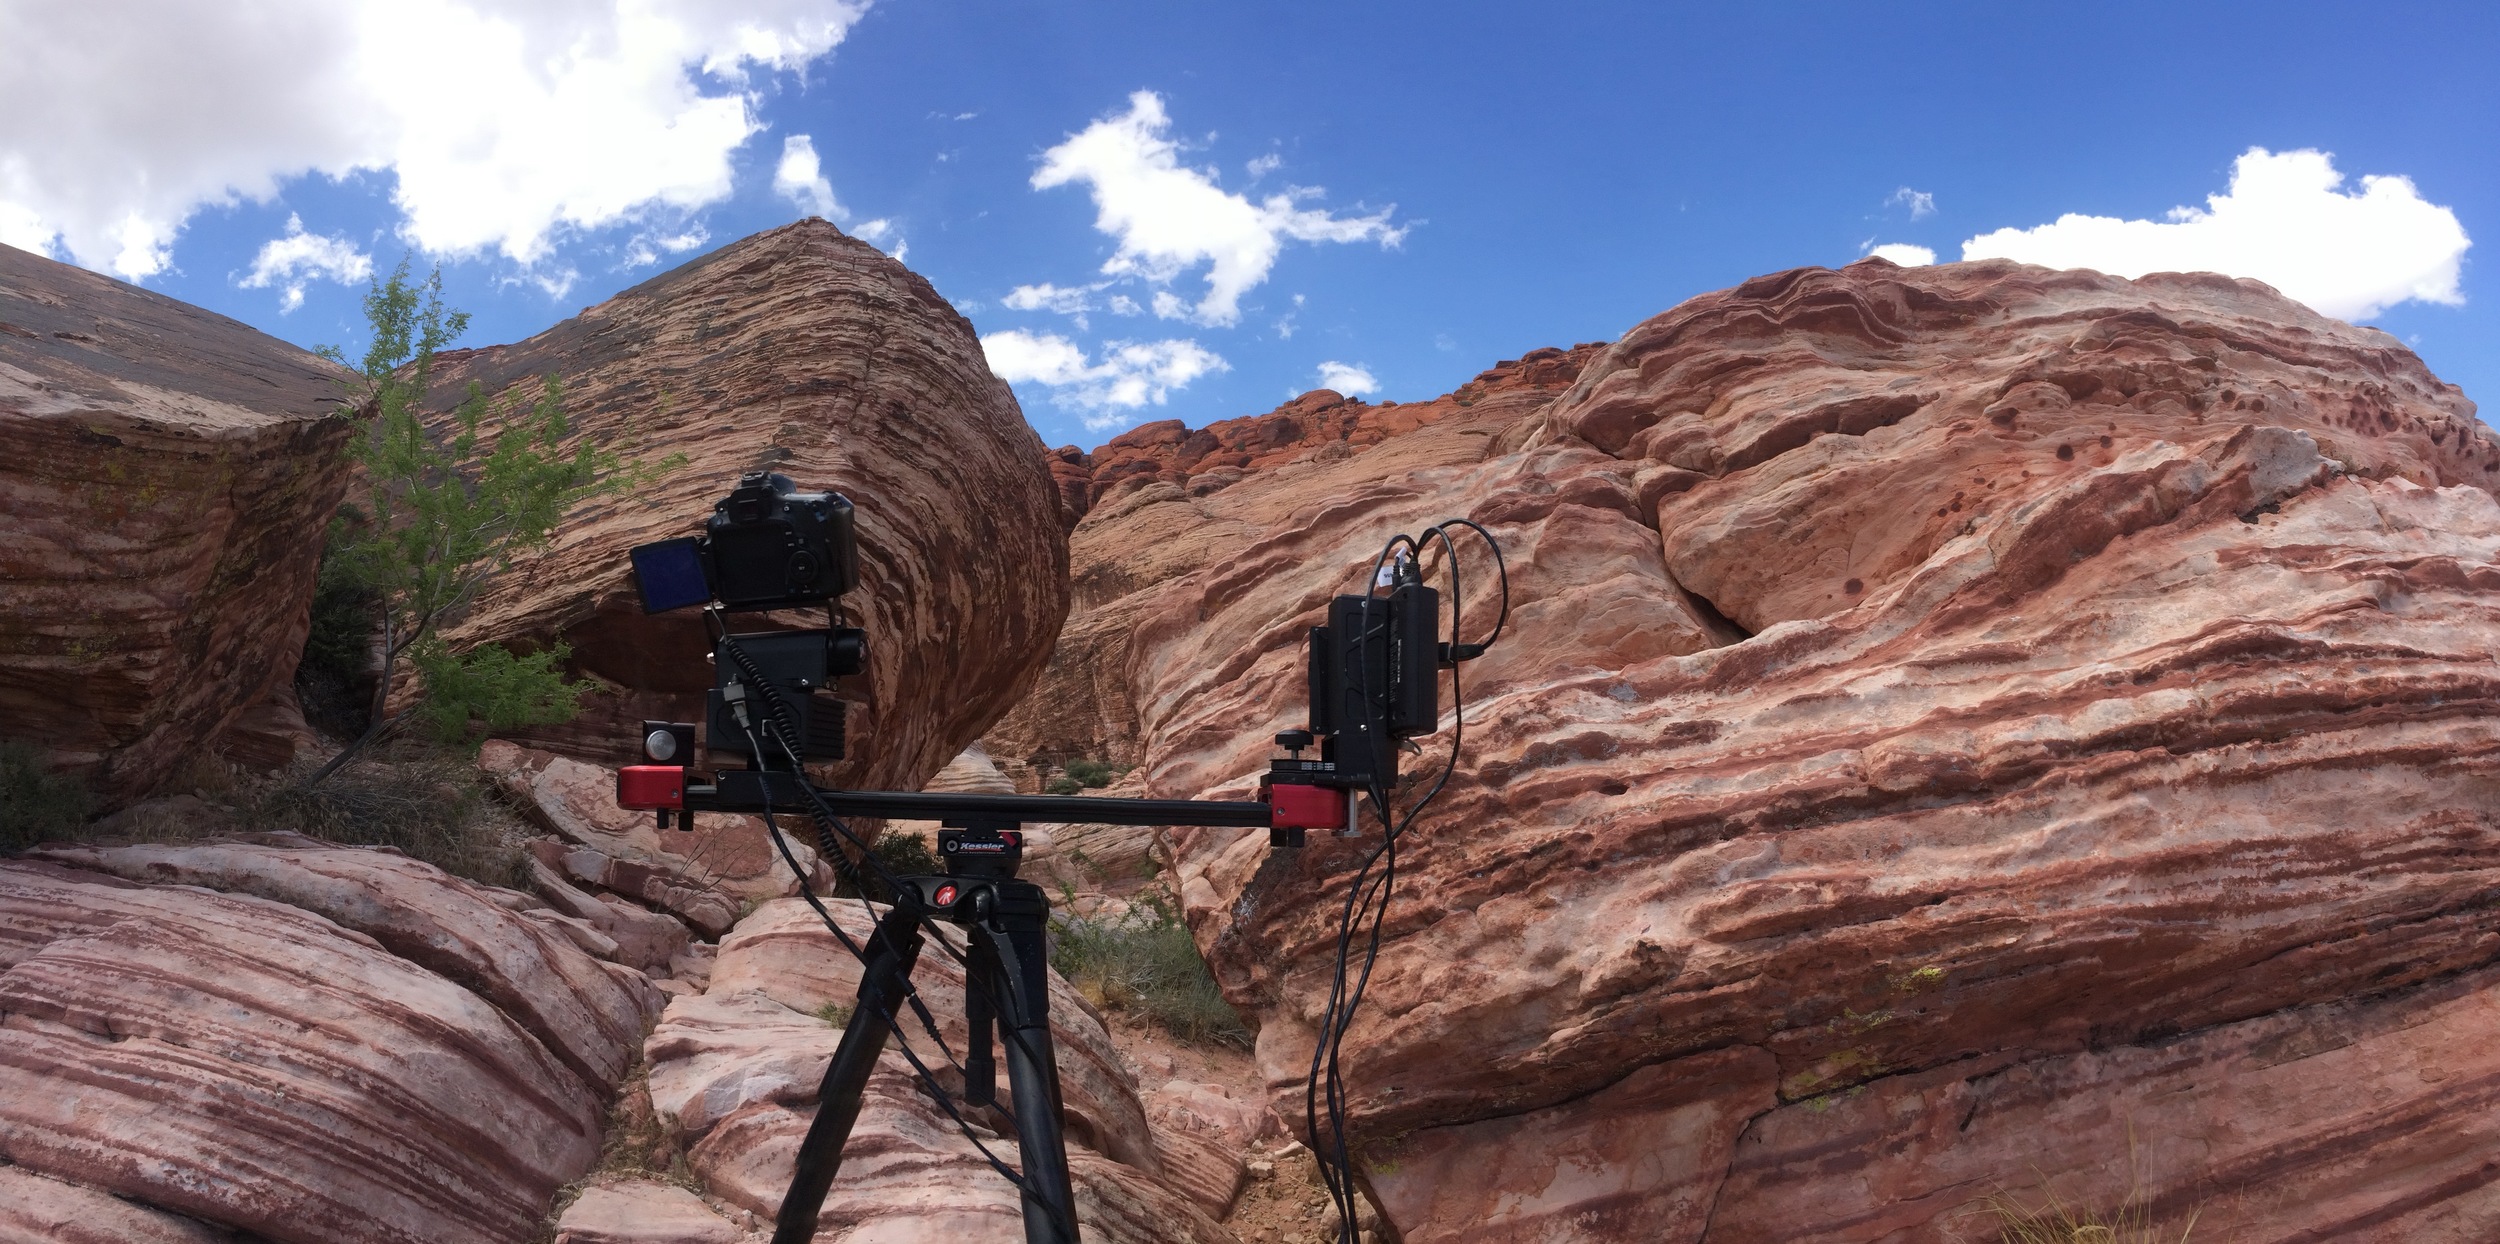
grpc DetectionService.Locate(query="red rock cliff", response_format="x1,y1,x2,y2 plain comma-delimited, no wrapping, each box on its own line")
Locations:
984,345,1604,771
424,220,1069,794
1048,258,2500,1241
0,242,351,803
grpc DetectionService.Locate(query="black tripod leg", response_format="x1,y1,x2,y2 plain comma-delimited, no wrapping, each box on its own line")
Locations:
772,905,925,1244
964,936,998,1108
983,907,1083,1244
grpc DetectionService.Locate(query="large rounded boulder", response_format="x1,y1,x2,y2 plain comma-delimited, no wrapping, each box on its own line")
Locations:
1056,258,2500,1242
426,219,1070,795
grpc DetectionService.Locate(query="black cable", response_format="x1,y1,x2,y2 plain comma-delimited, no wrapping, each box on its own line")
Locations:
1303,534,1417,1236
1302,521,1505,1243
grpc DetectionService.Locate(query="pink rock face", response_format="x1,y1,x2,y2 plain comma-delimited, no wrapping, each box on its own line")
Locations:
1704,964,2500,1244
984,345,1603,771
484,740,828,932
0,242,350,802
0,1164,236,1243
554,1181,746,1244
694,898,1155,1169
424,220,1067,799
0,853,615,1244
1056,260,2500,1239
27,836,658,1088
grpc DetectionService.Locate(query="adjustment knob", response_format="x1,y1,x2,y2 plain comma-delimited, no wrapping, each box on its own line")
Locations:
1274,729,1315,753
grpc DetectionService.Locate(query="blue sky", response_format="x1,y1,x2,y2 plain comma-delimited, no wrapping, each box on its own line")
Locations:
4,1,2492,451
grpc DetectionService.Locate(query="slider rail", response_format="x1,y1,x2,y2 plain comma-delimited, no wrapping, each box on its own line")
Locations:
692,769,1274,828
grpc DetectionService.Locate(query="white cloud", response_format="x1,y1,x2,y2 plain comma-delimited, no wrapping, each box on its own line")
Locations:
1961,147,2469,321
622,224,710,268
981,328,1229,428
774,134,843,219
1246,152,1282,180
1890,187,1936,220
1314,360,1378,395
1004,281,1105,315
1866,243,1937,267
1031,90,1403,327
237,213,374,311
0,0,866,280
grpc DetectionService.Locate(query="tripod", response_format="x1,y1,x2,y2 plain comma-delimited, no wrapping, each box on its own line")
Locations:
771,820,1078,1244
673,775,1274,1244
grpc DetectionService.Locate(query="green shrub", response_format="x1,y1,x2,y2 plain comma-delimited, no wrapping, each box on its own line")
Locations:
1050,894,1250,1048
835,830,944,903
407,639,585,749
1044,775,1084,795
1063,758,1120,789
0,741,94,852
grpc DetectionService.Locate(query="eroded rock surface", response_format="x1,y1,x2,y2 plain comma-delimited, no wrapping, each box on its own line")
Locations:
1041,259,2500,1240
0,838,649,1244
424,220,1067,795
0,242,350,802
985,345,1603,771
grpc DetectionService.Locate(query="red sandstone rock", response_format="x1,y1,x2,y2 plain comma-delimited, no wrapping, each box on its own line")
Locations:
423,221,1067,800
554,1181,748,1244
985,345,1602,771
0,1163,237,1243
27,834,658,1088
524,843,697,969
484,739,825,919
1702,964,2500,1244
0,855,611,1244
0,242,350,802
1034,259,2500,1239
692,898,1156,1170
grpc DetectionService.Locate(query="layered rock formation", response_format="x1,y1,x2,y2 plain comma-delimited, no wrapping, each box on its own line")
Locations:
0,837,658,1243
0,242,351,803
422,219,1068,795
1035,259,2500,1240
985,345,1604,771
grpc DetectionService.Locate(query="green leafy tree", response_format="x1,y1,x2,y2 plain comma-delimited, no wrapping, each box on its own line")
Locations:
304,261,674,783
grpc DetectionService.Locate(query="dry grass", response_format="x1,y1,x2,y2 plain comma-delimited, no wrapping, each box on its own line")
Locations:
1050,891,1251,1049
1979,1184,2198,1244
250,742,532,888
536,1060,706,1242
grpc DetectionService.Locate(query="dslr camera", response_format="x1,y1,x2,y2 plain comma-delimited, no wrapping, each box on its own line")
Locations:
627,472,866,775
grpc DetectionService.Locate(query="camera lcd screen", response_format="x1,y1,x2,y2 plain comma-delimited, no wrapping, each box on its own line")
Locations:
631,538,712,613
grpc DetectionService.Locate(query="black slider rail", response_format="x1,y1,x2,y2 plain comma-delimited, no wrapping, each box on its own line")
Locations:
697,770,1275,829
684,773,1270,1244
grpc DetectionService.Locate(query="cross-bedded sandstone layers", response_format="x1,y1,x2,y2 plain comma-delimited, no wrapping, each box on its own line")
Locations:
983,345,1604,772
0,838,659,1243
423,219,1067,794
0,242,350,804
1093,259,2500,1241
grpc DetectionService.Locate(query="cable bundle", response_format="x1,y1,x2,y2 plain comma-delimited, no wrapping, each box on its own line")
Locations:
1305,520,1507,1244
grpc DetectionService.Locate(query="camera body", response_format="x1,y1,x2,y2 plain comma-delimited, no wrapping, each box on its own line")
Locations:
629,472,868,773
631,471,859,613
